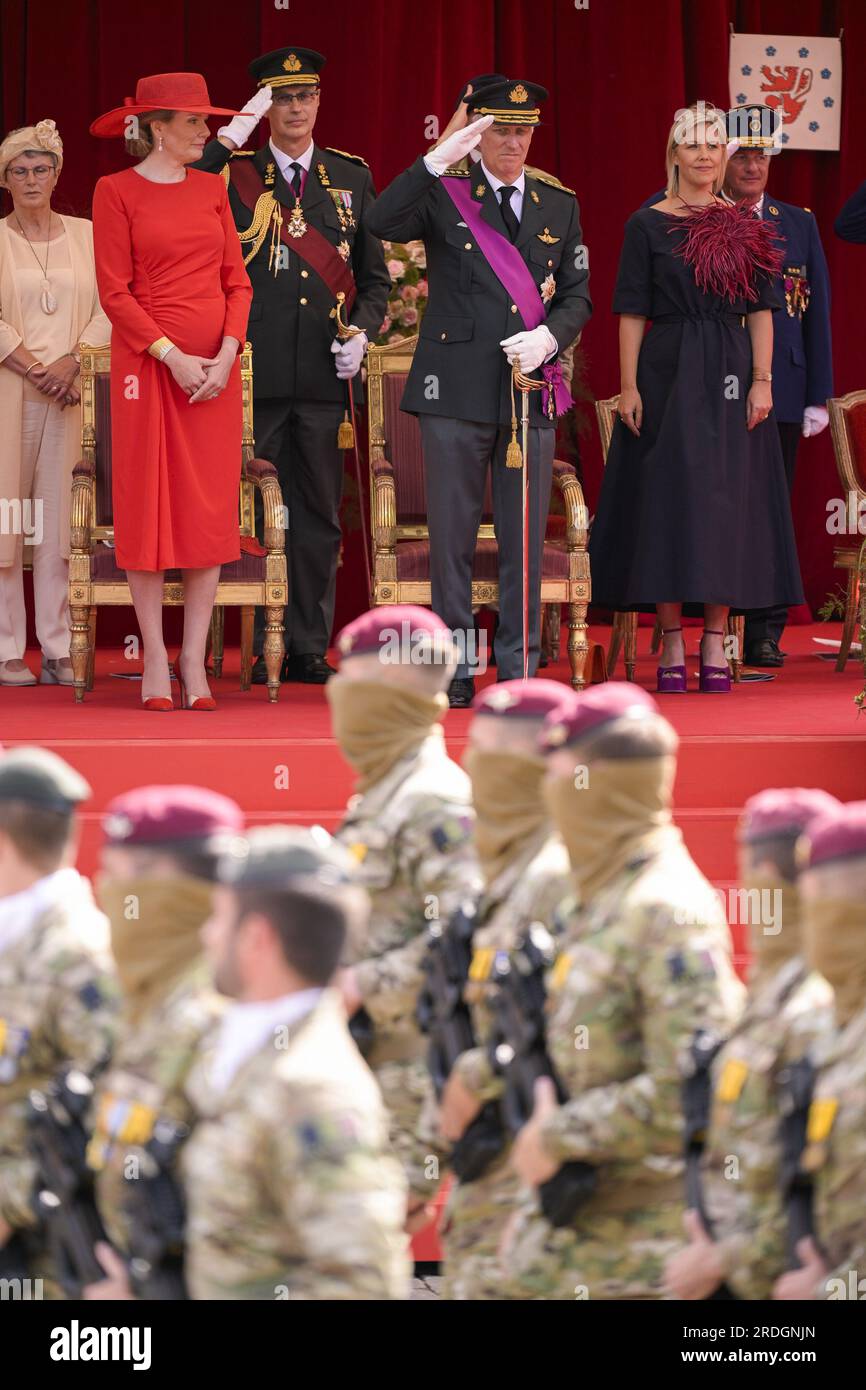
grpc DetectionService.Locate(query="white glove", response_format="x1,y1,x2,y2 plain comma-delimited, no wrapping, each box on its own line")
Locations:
500,326,558,373
424,115,494,176
331,331,367,380
217,85,273,149
802,405,829,438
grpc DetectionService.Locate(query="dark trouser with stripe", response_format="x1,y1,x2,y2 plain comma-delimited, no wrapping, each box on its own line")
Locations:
744,420,802,651
252,397,345,657
418,415,555,681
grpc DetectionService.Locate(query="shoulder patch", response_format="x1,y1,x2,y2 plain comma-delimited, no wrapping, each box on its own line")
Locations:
325,147,369,168
527,168,576,197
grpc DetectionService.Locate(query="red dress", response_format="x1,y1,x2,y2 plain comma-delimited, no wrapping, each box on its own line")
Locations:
92,167,252,571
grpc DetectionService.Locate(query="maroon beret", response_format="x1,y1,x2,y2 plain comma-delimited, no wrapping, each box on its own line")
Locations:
539,681,661,752
336,605,453,661
472,678,570,719
738,787,840,844
801,800,866,869
102,785,244,848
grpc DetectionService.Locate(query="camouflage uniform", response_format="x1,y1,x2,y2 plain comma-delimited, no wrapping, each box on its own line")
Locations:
335,731,482,1191
442,830,572,1300
182,989,411,1299
0,873,116,1273
502,835,744,1300
87,960,224,1254
700,958,834,1298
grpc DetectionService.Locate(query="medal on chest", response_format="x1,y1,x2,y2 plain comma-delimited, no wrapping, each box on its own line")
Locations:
287,204,308,238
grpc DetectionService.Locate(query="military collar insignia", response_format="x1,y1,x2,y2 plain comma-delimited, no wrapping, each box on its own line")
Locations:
264,161,276,187
316,161,330,187
530,189,540,204
537,227,559,244
475,183,486,198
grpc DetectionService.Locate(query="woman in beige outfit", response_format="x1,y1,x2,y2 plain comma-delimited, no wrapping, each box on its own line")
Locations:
0,120,110,686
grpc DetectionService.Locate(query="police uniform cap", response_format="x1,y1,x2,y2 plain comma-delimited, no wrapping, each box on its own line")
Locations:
217,824,355,890
469,78,548,126
249,47,325,90
102,784,243,851
539,681,661,753
738,787,840,845
0,747,91,814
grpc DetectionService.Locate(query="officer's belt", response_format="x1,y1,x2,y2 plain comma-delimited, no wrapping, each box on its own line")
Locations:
229,159,357,311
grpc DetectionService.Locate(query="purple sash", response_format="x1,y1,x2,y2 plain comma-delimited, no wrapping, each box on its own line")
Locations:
441,176,571,416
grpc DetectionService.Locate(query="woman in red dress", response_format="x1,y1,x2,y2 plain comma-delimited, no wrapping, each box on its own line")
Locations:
91,74,252,709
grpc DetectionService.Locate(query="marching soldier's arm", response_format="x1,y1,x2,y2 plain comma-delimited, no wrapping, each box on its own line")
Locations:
543,197,592,352
802,212,833,408
364,156,437,243
349,169,392,340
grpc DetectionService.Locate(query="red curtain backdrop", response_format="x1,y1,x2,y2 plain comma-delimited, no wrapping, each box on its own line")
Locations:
3,0,864,622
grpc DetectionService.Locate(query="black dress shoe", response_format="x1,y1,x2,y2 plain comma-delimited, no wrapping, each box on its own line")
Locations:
283,653,336,684
448,677,475,708
744,639,784,669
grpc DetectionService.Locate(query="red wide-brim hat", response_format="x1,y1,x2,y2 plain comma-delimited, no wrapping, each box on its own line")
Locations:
90,72,240,138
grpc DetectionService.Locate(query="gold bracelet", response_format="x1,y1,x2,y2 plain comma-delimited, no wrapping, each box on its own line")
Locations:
23,361,44,379
148,337,177,362
752,370,772,382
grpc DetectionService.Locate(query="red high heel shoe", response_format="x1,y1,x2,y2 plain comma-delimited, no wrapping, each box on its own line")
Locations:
656,626,687,694
176,654,217,711
142,695,173,711
699,629,732,693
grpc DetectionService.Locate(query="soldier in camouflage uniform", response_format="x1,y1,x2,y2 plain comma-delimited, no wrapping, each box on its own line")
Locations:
436,679,573,1299
503,683,744,1300
664,787,838,1301
326,605,482,1209
83,786,242,1290
0,749,116,1287
774,802,866,1301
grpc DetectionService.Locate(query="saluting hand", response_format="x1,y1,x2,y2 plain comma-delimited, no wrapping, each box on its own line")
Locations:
510,1076,559,1188
433,85,473,148
425,115,495,177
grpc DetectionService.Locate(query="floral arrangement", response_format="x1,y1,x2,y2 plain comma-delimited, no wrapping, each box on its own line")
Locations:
374,241,428,344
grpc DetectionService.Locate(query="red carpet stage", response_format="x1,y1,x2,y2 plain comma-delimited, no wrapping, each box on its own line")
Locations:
2,621,864,973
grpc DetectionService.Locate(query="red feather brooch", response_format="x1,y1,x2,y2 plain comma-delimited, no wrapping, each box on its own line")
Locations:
667,201,784,304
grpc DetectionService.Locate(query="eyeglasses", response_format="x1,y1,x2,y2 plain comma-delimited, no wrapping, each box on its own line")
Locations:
6,164,55,181
271,89,319,107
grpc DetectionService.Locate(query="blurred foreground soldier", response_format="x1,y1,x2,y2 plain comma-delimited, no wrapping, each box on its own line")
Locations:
436,678,573,1299
327,605,481,1212
664,787,837,1301
774,802,866,1300
504,684,744,1299
0,749,115,1283
186,827,409,1299
84,785,243,1297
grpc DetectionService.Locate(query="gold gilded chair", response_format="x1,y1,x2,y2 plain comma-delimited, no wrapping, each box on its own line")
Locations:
365,335,593,689
68,343,287,701
595,393,744,682
828,389,866,671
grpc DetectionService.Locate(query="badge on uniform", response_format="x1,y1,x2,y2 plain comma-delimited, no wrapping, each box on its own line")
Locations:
540,273,556,304
800,1096,838,1171
716,1057,749,1104
537,228,559,244
316,162,330,187
469,946,495,982
329,188,355,230
783,266,811,319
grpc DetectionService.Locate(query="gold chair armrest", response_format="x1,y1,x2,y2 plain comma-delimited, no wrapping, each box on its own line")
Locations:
372,458,397,549
246,457,285,554
70,459,95,554
553,459,588,550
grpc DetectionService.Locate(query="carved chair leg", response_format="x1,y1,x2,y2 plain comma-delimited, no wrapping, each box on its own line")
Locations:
86,608,97,691
69,603,92,702
210,605,225,679
240,607,254,691
567,600,589,691
625,611,638,684
263,607,285,703
727,614,745,683
837,571,860,672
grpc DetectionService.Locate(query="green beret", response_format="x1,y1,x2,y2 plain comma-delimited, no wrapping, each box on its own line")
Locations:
0,747,91,813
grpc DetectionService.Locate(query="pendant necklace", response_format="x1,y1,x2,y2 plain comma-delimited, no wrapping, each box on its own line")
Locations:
15,213,57,314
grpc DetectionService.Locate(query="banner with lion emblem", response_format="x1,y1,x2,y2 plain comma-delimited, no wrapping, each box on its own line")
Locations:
729,33,842,151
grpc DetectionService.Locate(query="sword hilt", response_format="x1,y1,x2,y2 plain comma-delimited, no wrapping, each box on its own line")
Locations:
332,291,363,343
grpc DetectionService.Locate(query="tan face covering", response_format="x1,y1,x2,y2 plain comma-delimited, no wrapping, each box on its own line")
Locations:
463,747,549,885
95,873,214,1026
326,675,447,792
803,897,866,1026
543,755,678,902
743,874,801,985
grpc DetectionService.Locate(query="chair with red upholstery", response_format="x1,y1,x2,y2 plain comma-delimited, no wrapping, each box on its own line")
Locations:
365,335,592,688
68,343,287,701
828,389,866,671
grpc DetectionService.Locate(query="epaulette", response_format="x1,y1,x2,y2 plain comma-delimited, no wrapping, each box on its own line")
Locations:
443,166,470,177
325,147,369,168
527,167,575,196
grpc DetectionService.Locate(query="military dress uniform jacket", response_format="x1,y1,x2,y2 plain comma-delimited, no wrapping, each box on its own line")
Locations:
700,957,834,1299
0,885,117,1233
195,141,391,402
182,989,410,1300
641,189,833,422
365,157,592,427
503,831,745,1300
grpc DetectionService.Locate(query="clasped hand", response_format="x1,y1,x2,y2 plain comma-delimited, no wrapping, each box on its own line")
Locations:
167,345,235,403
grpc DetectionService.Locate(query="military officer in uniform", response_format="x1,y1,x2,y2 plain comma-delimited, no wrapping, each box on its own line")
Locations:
83,785,243,1298
0,749,116,1286
435,678,573,1299
197,47,391,684
366,79,592,704
664,787,837,1301
326,605,482,1216
502,684,744,1300
774,801,866,1301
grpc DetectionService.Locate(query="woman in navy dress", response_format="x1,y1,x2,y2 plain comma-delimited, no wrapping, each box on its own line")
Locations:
589,103,803,693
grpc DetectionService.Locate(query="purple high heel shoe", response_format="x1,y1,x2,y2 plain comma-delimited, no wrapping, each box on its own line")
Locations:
699,628,732,693
656,625,687,694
